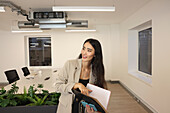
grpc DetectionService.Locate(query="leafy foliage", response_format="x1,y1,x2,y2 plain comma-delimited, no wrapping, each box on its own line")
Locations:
7,82,19,94
0,82,60,107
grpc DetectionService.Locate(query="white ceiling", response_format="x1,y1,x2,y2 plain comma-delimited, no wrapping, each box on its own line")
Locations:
1,0,151,25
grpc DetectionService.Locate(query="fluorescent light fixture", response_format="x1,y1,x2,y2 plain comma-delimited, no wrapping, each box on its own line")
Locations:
39,24,66,29
12,30,43,33
0,6,5,12
52,6,115,12
65,29,96,32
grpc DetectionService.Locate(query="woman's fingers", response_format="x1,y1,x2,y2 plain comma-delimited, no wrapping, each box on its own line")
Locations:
75,83,92,95
86,105,91,112
91,107,94,112
88,89,92,92
81,88,92,95
81,89,88,95
86,105,95,113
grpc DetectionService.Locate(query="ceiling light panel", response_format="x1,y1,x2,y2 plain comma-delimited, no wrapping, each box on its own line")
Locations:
65,29,96,32
52,6,115,12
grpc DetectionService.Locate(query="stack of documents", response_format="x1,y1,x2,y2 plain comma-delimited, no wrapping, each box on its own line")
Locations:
86,83,111,110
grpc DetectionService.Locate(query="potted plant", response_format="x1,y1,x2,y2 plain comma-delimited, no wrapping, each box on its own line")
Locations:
0,82,60,113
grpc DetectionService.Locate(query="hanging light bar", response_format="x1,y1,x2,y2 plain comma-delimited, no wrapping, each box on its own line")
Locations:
52,6,115,12
11,30,43,33
65,29,96,32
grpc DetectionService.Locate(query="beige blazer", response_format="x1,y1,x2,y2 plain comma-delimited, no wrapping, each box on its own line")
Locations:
55,59,96,113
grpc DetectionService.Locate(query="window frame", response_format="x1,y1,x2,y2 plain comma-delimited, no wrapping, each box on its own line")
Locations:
25,35,53,69
128,20,152,85
138,27,152,75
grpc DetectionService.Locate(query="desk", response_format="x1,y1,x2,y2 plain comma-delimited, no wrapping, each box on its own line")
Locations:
4,69,57,93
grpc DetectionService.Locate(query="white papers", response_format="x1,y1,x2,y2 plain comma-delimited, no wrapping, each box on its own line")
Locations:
25,74,35,79
86,83,111,109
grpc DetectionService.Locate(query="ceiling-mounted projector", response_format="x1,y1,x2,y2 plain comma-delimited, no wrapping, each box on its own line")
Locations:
27,11,67,29
18,11,88,29
28,11,66,23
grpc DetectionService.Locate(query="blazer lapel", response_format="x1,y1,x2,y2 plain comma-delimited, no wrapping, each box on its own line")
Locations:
89,65,93,83
74,59,82,83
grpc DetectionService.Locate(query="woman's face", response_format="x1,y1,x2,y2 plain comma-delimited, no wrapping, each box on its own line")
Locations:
81,42,95,62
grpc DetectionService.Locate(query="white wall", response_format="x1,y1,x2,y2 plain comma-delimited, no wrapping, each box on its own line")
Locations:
119,0,170,112
1,0,169,112
0,10,120,83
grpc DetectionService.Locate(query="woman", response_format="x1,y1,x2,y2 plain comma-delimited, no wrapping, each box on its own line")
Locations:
55,38,107,113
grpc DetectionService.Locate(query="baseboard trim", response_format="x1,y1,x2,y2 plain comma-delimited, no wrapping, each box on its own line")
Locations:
109,80,157,113
107,80,120,84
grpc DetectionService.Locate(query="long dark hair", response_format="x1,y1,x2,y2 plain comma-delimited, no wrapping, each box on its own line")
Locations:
79,38,107,89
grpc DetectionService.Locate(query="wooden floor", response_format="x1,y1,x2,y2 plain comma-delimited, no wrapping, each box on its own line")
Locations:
107,82,148,113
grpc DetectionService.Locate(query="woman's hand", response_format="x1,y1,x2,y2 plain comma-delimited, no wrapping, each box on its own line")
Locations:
73,83,92,95
86,105,95,113
86,105,101,113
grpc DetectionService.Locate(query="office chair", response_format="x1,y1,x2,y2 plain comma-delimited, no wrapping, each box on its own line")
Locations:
4,69,20,84
21,67,30,76
72,89,106,113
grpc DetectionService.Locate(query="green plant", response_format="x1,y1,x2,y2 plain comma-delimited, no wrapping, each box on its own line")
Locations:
27,94,49,106
0,82,60,107
15,87,31,105
0,82,19,107
45,93,60,105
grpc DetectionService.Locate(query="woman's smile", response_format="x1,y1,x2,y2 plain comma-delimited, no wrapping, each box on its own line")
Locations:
82,55,87,59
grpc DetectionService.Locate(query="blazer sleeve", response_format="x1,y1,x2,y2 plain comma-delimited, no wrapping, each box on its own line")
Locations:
54,60,75,95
